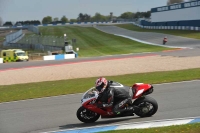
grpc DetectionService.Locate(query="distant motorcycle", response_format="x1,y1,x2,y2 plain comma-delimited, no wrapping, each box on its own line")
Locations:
76,81,158,123
163,37,168,45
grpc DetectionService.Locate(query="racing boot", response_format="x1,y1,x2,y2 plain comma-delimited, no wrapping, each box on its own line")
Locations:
114,106,134,116
125,106,134,116
125,106,134,111
125,105,142,116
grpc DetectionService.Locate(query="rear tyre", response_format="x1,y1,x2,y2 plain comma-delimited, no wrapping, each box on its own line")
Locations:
76,106,100,123
133,96,158,117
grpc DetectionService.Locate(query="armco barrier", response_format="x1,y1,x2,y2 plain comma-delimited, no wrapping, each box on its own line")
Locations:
43,54,76,61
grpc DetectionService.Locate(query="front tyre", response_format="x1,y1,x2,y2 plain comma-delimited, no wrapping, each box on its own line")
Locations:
76,106,100,123
133,96,158,117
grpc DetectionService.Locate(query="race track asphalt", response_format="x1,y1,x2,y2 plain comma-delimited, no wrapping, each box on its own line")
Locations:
0,80,200,133
96,25,200,48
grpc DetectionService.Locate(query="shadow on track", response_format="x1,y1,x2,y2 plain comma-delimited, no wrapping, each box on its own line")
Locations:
59,116,144,130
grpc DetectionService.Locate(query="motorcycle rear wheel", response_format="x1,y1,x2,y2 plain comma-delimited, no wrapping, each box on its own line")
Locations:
76,106,100,123
133,96,158,117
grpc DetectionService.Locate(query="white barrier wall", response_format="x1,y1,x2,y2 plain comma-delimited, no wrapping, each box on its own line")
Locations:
151,1,200,22
64,54,75,59
0,58,3,63
43,55,55,61
43,54,76,61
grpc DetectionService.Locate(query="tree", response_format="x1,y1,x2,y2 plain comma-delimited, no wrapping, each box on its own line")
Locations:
0,17,3,26
134,12,142,18
144,11,151,18
61,15,68,23
17,20,41,25
167,0,184,5
24,20,30,25
132,11,151,19
15,21,23,26
53,17,59,22
90,13,108,22
42,16,52,24
84,14,91,22
3,21,13,27
70,19,77,23
120,12,134,19
78,13,84,22
77,13,91,22
110,12,113,21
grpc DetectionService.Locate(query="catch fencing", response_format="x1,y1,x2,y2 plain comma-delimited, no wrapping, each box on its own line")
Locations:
13,35,65,51
17,35,65,47
6,43,63,52
2,28,65,52
28,25,39,34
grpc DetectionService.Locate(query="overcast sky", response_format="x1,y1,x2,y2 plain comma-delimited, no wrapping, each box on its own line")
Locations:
0,0,187,22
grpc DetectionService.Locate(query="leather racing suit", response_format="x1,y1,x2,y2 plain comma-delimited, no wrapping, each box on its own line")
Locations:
96,81,134,115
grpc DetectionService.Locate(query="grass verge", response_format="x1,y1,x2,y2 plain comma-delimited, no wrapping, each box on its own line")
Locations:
0,36,4,42
38,26,173,57
99,123,200,133
115,24,200,40
0,68,200,103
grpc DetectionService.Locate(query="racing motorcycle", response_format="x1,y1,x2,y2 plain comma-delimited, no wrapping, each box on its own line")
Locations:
76,81,158,123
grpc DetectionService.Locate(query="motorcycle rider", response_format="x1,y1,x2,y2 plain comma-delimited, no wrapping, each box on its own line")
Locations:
163,36,167,45
95,77,134,115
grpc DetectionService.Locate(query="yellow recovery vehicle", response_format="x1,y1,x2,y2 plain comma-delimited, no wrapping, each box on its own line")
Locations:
0,49,29,63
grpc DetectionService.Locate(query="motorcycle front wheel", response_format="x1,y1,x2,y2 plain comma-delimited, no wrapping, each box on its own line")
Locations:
76,106,100,123
133,96,158,117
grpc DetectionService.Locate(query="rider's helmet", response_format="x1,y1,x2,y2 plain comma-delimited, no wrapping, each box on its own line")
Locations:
95,77,108,93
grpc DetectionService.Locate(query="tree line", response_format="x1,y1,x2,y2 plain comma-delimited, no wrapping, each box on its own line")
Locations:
1,0,197,26
1,11,151,26
2,20,41,26
41,11,151,24
41,13,112,24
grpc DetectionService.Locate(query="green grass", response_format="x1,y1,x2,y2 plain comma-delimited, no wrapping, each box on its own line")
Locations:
0,36,4,42
0,68,200,103
38,26,174,57
99,123,200,133
115,24,200,39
